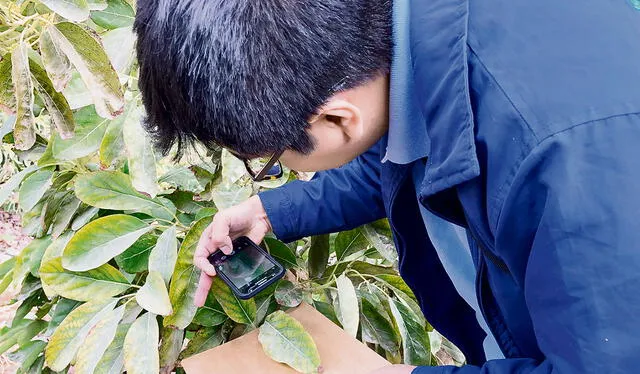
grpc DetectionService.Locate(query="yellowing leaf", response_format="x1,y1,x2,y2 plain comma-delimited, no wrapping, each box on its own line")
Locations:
39,28,73,91
210,277,256,325
11,42,35,150
136,271,172,316
122,105,159,197
0,165,37,207
62,214,152,271
29,59,75,139
159,327,184,373
13,236,52,286
94,323,129,374
51,105,109,160
0,53,15,112
123,313,159,374
258,311,321,374
74,171,176,222
336,275,359,338
75,304,125,374
18,169,53,212
45,23,124,118
40,258,129,301
148,226,178,285
45,299,117,371
40,0,90,22
163,217,211,329
99,107,125,168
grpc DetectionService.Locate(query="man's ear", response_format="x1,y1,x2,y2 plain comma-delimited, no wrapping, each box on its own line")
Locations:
311,99,364,140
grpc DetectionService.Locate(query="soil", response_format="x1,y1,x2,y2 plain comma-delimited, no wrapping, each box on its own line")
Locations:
0,209,31,374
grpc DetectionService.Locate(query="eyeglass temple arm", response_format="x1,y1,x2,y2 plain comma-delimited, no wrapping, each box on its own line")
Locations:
254,150,285,181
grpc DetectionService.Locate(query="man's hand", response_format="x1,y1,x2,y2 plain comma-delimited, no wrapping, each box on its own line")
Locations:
369,365,416,374
192,195,272,307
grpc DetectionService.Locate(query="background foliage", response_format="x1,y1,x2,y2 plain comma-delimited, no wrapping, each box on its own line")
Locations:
0,1,464,373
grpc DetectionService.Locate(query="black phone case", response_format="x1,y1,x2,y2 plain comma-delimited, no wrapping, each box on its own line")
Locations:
207,237,285,300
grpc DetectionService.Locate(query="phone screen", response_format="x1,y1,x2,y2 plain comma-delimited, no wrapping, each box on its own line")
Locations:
217,244,277,292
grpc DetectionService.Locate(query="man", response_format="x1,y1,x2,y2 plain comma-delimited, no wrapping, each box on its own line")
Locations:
134,0,640,372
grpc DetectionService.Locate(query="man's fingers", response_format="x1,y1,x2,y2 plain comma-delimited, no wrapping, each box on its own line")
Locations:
194,271,213,307
245,229,267,248
194,256,217,277
209,213,234,254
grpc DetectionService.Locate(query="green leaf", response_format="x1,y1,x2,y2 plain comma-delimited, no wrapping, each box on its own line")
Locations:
40,0,90,22
388,297,431,366
74,304,125,374
0,269,13,295
179,326,225,359
102,26,135,79
0,165,37,207
91,0,135,29
61,71,92,109
148,226,178,285
362,219,398,264
62,214,153,271
87,0,108,11
220,149,246,184
193,292,227,327
99,107,125,168
274,280,303,308
70,205,99,231
159,327,184,373
312,300,340,326
136,271,172,316
13,236,53,284
210,181,252,210
159,166,204,194
52,106,110,160
74,171,176,221
360,297,399,353
49,194,81,238
194,206,217,221
210,277,257,325
122,105,159,197
258,311,321,374
335,274,359,338
18,169,54,212
115,233,157,273
45,23,124,118
94,323,129,374
308,234,329,278
45,299,117,371
0,319,47,356
40,258,130,301
44,298,81,336
29,58,74,139
123,312,160,374
13,288,46,324
11,42,35,150
164,217,211,328
0,257,15,278
5,339,47,372
263,237,297,269
334,229,369,263
0,53,15,112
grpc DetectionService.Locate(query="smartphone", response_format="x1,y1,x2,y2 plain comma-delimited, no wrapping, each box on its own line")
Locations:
207,236,285,299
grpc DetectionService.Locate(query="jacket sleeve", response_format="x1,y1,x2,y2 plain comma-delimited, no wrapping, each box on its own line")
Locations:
258,141,385,242
414,113,640,374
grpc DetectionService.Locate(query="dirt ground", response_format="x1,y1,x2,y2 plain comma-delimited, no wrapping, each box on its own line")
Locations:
0,209,31,374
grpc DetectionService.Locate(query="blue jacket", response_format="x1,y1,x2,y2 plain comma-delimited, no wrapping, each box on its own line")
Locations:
260,0,640,372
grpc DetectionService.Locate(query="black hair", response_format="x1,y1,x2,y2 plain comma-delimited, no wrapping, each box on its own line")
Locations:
134,0,392,158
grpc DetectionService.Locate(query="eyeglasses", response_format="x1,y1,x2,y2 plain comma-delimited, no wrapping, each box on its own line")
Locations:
232,150,285,182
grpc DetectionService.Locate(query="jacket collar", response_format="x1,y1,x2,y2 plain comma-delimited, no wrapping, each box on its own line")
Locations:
384,0,480,197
